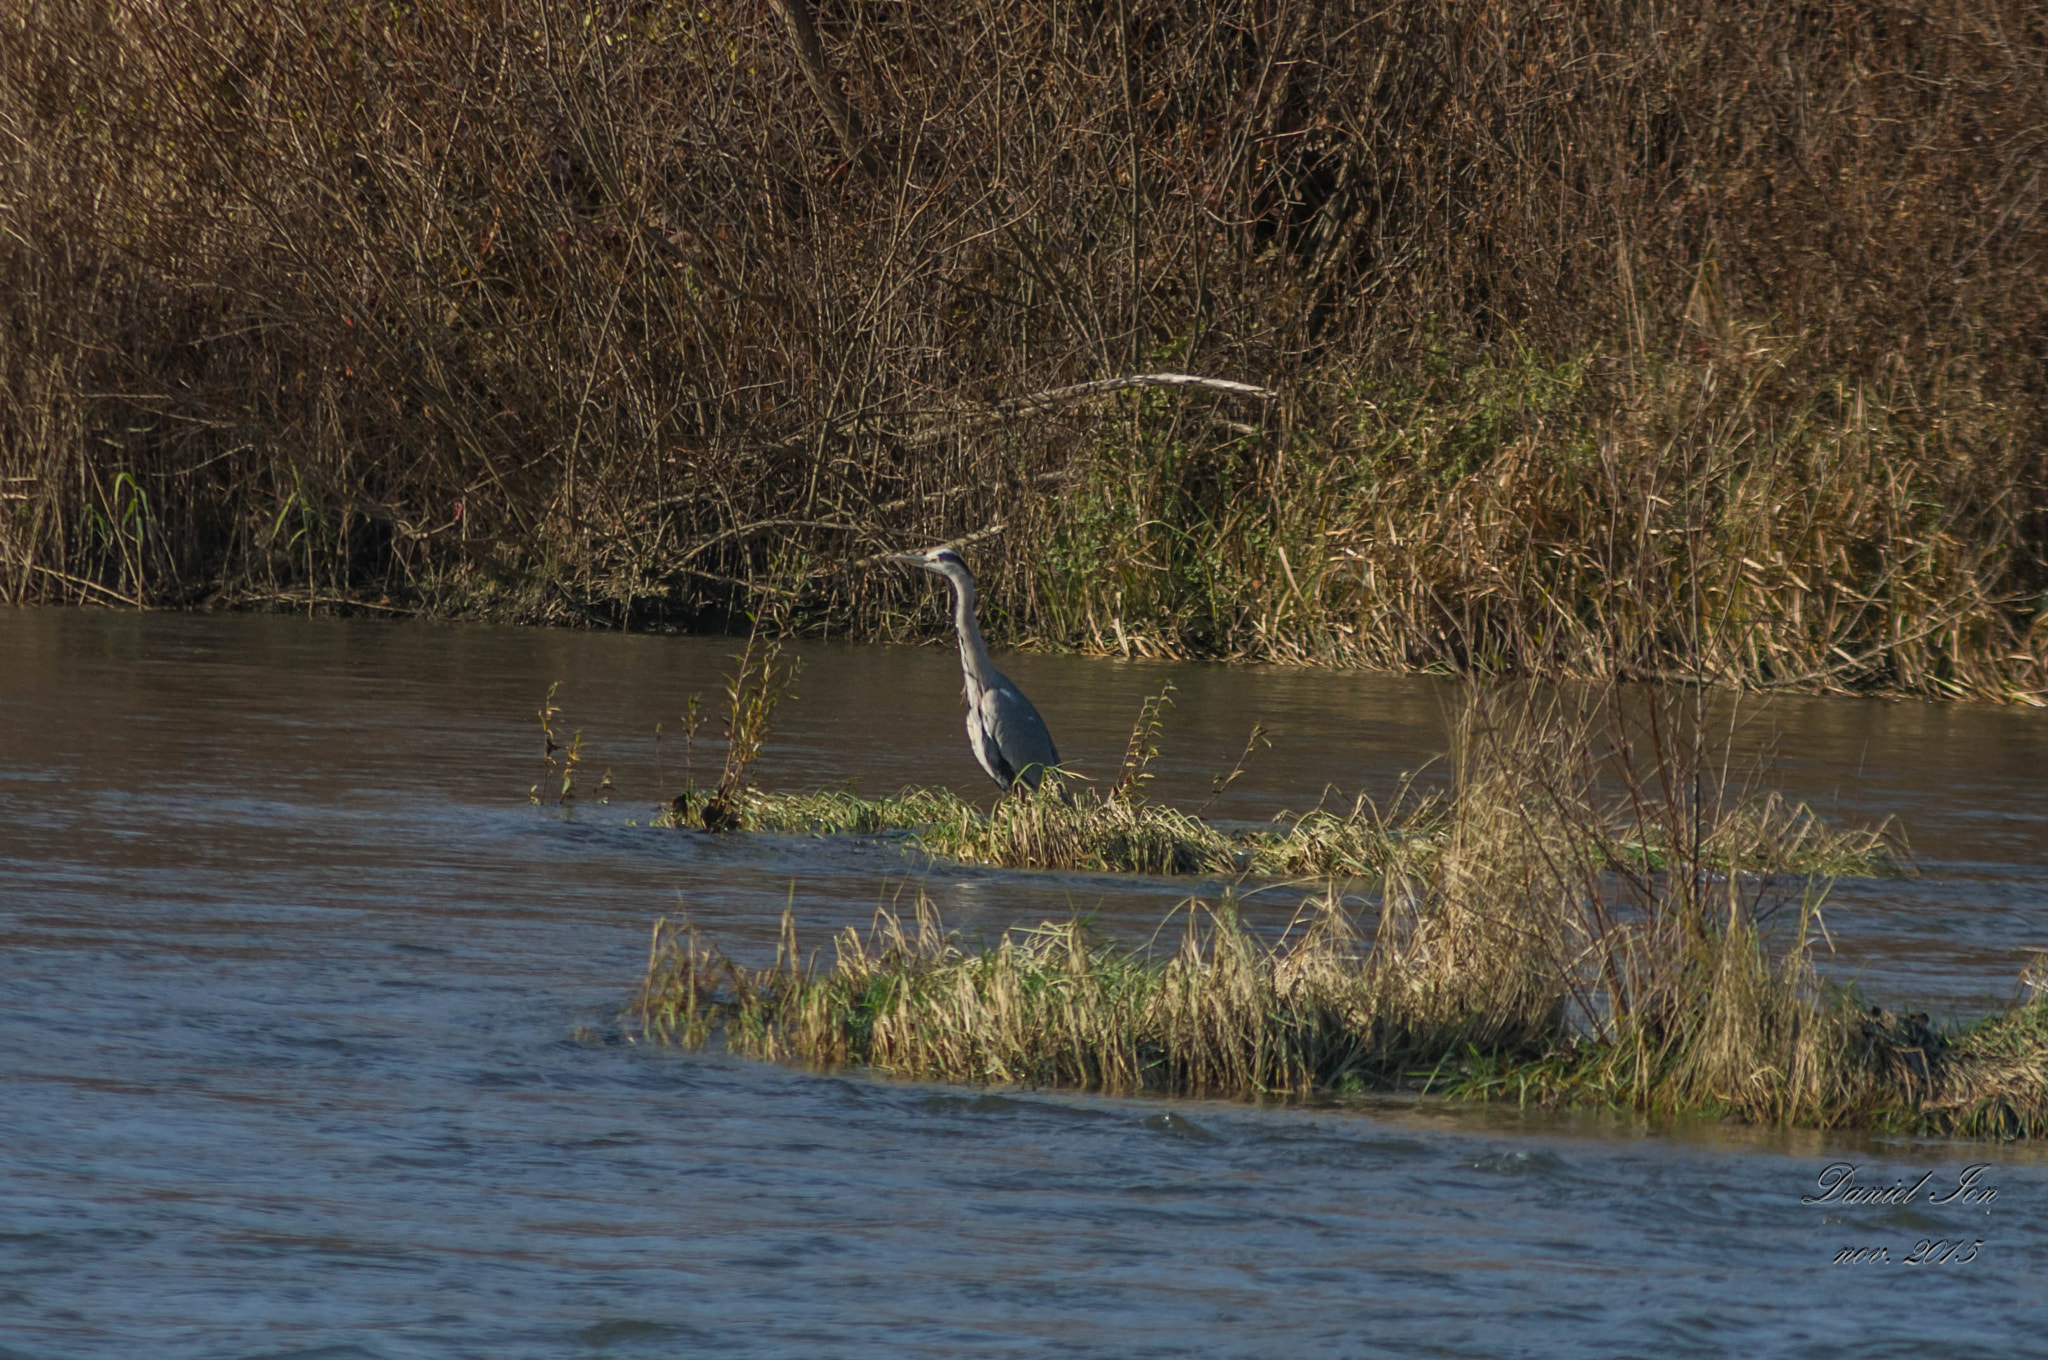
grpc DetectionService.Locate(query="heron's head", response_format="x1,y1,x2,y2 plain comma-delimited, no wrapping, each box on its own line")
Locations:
884,545,970,578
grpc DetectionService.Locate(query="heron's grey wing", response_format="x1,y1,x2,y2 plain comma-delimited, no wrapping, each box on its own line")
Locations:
978,675,1060,789
964,699,1013,788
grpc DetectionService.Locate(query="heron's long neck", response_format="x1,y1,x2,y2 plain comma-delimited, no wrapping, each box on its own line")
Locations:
944,568,997,688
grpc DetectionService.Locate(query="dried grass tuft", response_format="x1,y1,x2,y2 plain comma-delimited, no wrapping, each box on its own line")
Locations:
633,684,2035,1136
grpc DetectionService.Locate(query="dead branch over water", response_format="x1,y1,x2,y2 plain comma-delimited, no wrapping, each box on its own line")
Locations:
2,1,2044,697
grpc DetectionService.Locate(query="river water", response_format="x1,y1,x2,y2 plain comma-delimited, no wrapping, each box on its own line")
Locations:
2,607,2044,1358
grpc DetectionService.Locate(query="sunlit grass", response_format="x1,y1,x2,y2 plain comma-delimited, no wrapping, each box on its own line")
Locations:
659,780,1441,876
631,895,2046,1138
631,684,2026,1136
658,779,1903,882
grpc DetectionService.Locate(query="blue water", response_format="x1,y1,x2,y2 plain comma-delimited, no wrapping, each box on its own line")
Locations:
2,608,2044,1358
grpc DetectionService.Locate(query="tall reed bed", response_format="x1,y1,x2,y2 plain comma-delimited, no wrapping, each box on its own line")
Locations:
1036,350,2047,701
634,686,2043,1135
4,1,2043,699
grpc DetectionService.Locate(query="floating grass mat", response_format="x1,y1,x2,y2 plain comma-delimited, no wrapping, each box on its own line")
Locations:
659,783,1904,882
661,784,1436,877
631,897,2048,1139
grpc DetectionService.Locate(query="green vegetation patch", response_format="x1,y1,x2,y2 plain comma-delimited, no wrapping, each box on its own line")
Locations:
632,899,2045,1138
659,782,1439,878
647,654,1905,884
659,781,1902,882
631,685,1990,1135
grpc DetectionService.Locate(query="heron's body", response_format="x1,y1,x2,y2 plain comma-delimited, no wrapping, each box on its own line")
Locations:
888,546,1060,791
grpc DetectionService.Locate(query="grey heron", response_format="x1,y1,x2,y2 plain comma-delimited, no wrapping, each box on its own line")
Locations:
887,545,1061,792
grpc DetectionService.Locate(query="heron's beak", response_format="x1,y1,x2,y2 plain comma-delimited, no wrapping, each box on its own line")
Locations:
883,551,926,567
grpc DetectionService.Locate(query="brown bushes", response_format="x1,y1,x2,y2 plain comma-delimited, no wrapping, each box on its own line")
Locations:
2,1,2043,694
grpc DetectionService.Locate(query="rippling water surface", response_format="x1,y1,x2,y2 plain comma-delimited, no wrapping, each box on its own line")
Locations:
3,608,2045,1358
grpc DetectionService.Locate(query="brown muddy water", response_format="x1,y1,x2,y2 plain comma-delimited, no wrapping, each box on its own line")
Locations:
2,607,2045,1358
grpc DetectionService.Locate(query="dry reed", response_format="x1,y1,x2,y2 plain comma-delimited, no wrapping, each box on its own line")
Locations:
632,893,2045,1135
633,683,2028,1134
4,1,2043,698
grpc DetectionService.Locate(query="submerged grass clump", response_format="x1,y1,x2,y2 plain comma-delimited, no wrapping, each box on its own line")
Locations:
652,635,1902,883
659,775,1902,883
658,692,1449,878
632,686,2026,1136
667,786,972,838
663,780,1445,879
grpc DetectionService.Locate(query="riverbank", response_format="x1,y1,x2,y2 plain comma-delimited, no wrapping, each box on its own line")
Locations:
5,1,2043,701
